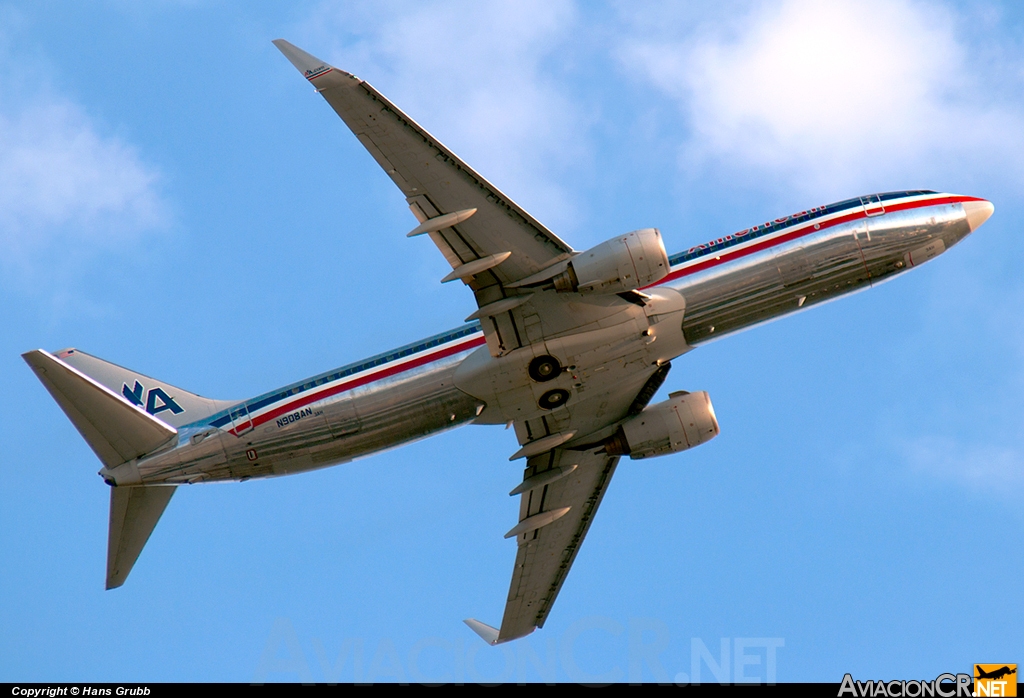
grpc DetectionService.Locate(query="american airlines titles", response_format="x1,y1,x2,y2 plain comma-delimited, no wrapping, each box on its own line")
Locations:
686,206,828,256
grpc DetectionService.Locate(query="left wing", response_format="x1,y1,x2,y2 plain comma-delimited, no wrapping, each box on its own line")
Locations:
272,40,574,300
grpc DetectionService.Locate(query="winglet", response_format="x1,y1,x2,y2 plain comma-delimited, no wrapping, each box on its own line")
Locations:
272,39,352,86
463,619,501,646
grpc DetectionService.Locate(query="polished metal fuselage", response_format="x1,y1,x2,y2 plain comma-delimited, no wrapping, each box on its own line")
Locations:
133,194,976,486
139,350,484,485
673,196,973,343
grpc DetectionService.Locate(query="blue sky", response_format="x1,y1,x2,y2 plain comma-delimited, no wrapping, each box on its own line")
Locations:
1,0,1021,683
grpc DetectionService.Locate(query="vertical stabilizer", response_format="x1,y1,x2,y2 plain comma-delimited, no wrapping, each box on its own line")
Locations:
107,486,176,589
53,348,234,429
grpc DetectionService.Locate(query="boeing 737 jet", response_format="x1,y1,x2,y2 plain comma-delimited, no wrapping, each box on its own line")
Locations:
24,40,995,645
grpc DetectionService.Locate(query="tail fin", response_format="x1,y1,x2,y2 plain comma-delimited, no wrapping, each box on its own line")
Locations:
24,348,229,590
107,485,176,589
46,348,233,429
23,349,178,469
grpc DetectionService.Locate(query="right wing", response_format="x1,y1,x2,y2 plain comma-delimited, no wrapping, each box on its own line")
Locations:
273,40,574,294
467,362,672,644
492,446,620,642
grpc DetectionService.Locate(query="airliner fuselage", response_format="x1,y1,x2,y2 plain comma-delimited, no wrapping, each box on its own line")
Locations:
93,191,989,488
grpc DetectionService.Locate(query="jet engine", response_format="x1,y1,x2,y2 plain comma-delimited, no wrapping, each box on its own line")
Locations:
551,228,670,294
605,391,719,459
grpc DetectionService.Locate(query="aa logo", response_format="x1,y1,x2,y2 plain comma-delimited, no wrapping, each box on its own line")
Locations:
974,664,1017,697
122,380,184,416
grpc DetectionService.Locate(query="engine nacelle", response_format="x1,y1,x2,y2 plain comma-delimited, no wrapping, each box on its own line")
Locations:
552,228,670,294
606,391,719,459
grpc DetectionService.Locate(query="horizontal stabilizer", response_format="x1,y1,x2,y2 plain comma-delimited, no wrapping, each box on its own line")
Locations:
23,350,177,468
107,486,176,589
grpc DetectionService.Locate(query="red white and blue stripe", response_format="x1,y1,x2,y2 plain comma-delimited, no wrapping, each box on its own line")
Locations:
202,190,980,434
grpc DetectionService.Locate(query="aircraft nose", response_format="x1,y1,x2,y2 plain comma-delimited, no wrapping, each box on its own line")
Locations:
963,199,994,232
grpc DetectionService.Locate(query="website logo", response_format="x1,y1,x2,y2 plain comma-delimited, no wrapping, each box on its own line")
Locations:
974,665,1016,697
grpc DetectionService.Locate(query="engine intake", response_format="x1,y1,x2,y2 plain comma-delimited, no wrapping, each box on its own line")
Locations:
605,391,719,459
552,228,670,294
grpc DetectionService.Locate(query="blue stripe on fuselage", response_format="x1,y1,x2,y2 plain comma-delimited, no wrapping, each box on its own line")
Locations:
667,190,936,268
202,323,483,429
196,190,938,431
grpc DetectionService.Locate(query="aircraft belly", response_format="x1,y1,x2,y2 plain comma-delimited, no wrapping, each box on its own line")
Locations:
332,367,480,459
454,310,666,427
213,356,480,480
673,250,797,344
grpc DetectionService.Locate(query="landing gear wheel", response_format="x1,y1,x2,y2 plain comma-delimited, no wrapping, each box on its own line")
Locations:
538,389,570,410
528,355,562,382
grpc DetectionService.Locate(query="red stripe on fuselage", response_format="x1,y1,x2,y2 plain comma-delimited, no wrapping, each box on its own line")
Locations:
229,334,486,435
656,195,982,285
230,194,981,435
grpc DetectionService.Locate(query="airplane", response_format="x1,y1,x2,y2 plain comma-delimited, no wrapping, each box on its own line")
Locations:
975,666,1016,681
23,40,995,646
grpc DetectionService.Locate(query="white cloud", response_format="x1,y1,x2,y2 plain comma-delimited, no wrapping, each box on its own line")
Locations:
0,47,165,276
617,0,1024,196
295,0,584,233
0,102,162,239
901,436,1024,501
